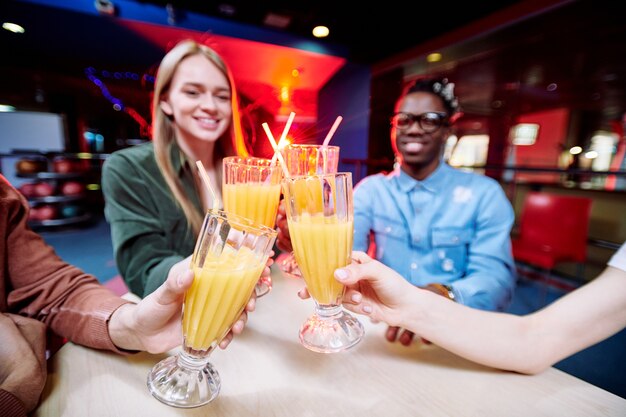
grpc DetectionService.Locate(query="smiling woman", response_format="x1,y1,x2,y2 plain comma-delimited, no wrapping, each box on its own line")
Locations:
100,39,251,299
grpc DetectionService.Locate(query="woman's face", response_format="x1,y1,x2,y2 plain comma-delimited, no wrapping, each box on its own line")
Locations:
160,54,232,145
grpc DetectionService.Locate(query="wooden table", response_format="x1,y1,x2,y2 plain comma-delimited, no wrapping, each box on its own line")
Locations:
36,266,626,416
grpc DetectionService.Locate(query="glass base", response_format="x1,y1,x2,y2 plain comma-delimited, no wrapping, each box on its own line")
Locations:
255,275,272,297
147,352,221,408
299,305,364,353
277,252,302,279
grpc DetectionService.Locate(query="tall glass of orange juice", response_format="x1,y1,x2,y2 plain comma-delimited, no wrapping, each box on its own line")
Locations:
147,210,277,408
281,172,364,353
223,156,283,297
278,144,340,278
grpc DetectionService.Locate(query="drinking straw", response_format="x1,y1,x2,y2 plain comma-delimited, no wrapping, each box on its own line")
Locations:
321,115,343,173
195,160,220,211
262,122,290,178
322,115,343,148
271,111,296,165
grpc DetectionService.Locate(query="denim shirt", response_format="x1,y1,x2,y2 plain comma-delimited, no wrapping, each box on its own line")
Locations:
353,163,516,311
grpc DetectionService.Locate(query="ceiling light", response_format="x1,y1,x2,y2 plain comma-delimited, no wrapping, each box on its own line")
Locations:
0,104,16,112
2,22,25,34
569,146,583,155
426,52,442,63
312,26,329,38
264,13,291,29
217,3,236,16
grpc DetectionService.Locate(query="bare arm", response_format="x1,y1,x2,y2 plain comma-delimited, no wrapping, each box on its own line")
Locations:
338,252,626,374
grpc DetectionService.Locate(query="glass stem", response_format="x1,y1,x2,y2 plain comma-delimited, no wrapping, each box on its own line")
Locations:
314,303,342,318
177,350,211,370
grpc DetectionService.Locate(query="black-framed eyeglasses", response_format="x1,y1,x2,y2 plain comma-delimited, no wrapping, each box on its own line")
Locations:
391,112,449,133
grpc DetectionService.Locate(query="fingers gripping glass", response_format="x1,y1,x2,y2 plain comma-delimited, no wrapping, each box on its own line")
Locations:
391,112,448,133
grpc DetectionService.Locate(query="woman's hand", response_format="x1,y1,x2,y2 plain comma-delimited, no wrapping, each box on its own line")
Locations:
334,252,419,328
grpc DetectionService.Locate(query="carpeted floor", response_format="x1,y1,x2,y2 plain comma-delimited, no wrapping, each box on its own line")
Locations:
38,216,626,399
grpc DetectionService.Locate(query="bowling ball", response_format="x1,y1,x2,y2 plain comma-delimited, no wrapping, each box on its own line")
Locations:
16,159,46,174
31,205,58,221
61,205,82,218
60,181,84,196
19,183,37,198
28,207,40,222
53,158,74,174
34,182,55,197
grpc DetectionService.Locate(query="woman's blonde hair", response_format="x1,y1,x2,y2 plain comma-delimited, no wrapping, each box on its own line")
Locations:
151,39,248,235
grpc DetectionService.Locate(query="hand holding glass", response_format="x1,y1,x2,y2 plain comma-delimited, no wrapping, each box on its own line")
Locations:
147,210,277,408
281,172,364,353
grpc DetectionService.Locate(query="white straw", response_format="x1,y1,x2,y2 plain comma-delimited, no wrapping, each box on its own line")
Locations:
195,160,220,211
322,115,343,147
321,116,343,174
270,111,296,165
262,123,290,178
279,111,296,145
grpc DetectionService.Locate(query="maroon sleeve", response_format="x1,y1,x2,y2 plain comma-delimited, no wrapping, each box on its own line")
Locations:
1,176,131,353
0,389,28,417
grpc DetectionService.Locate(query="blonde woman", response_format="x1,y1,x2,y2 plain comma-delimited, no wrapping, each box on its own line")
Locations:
102,39,264,297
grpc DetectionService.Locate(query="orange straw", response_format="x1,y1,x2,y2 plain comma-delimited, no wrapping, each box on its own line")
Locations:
262,123,290,178
195,160,220,210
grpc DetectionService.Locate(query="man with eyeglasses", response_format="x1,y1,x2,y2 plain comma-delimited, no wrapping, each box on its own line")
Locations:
352,77,516,346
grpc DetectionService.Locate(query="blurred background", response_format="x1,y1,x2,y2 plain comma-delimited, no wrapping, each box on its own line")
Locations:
1,0,624,276
0,0,625,398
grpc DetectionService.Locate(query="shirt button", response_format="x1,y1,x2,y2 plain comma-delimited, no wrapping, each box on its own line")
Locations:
442,259,454,272
452,236,459,243
385,227,392,233
410,263,418,270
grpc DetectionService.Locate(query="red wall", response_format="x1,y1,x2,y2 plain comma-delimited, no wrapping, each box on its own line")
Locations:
513,107,569,183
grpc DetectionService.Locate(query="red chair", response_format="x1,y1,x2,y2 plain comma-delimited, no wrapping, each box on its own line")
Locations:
512,191,592,305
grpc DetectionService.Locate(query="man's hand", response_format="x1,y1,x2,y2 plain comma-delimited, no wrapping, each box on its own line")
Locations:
385,326,417,346
0,313,47,412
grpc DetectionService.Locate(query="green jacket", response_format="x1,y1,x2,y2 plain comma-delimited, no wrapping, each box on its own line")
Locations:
102,142,203,297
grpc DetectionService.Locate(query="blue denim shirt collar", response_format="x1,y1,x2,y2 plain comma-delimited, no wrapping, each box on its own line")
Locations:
394,162,450,194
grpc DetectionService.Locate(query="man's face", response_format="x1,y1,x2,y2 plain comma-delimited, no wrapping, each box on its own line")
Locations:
392,91,450,175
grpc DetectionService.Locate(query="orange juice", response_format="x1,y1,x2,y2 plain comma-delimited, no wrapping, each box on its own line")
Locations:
293,179,324,214
183,246,263,351
223,183,281,228
288,213,353,305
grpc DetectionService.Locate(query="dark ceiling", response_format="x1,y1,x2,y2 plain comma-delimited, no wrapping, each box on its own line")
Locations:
130,0,524,64
0,0,527,119
1,0,624,154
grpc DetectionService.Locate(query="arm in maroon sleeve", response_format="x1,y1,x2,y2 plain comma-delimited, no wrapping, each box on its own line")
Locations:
0,389,27,417
1,175,131,353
